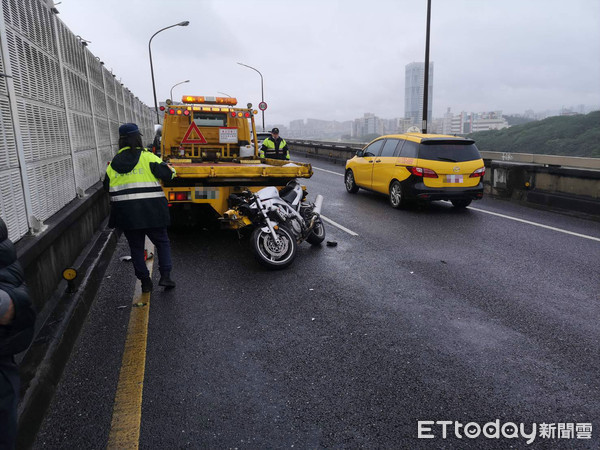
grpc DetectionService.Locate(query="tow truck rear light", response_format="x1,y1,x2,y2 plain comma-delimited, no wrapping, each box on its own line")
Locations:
168,109,175,115
159,106,165,111
183,110,190,116
407,166,438,178
182,95,237,106
168,191,191,201
244,112,251,118
231,112,237,117
470,167,486,178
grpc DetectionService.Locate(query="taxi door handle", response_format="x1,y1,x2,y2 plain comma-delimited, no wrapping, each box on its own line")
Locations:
368,160,374,163
375,160,382,163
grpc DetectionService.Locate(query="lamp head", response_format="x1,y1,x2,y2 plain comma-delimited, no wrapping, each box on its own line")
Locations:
178,21,190,26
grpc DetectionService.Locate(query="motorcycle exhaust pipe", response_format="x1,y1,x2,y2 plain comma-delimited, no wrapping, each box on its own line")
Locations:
313,195,323,215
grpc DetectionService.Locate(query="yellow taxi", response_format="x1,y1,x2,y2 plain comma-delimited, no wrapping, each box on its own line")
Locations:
345,133,485,208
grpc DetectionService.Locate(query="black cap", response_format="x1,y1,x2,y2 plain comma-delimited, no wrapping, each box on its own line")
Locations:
271,128,279,134
119,123,142,136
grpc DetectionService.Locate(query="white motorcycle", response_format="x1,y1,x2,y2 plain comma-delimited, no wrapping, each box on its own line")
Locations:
226,181,325,269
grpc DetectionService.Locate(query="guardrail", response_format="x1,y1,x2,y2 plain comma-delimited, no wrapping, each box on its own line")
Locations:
288,140,600,170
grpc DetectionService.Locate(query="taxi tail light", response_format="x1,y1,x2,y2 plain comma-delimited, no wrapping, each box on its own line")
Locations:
407,166,438,178
470,167,486,178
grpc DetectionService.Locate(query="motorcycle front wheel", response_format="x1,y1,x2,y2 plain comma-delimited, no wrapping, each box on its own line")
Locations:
251,225,297,269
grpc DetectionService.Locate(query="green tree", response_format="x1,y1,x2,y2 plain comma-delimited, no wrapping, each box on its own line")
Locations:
467,111,600,158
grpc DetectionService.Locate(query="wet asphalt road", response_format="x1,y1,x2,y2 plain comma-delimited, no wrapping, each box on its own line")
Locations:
35,157,600,449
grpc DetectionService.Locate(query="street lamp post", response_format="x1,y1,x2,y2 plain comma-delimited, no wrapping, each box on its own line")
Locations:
217,91,232,98
170,79,190,103
237,62,264,131
421,0,431,134
149,21,189,124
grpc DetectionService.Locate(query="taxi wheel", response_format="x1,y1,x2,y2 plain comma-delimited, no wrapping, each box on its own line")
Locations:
389,180,407,209
345,170,359,193
451,199,472,209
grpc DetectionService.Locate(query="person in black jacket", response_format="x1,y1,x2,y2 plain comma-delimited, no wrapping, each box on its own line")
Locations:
0,218,36,449
104,123,177,293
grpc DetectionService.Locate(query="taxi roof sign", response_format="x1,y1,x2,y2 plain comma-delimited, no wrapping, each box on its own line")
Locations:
183,95,237,106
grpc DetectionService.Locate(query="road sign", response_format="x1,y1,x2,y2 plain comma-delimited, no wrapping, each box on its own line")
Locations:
258,101,268,111
181,122,207,144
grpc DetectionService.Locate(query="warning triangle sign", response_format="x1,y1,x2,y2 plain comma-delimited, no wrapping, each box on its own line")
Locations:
181,122,207,144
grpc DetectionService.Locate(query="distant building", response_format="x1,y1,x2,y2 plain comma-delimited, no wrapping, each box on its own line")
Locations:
471,111,509,132
405,62,434,129
287,118,351,140
396,118,414,133
442,109,508,134
351,113,384,139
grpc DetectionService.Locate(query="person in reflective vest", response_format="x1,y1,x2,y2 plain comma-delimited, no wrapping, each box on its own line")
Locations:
104,123,177,293
259,127,290,160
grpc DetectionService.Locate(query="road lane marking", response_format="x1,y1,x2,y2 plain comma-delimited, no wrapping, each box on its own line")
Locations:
468,206,600,242
313,166,344,177
312,165,598,242
321,215,359,236
107,239,154,449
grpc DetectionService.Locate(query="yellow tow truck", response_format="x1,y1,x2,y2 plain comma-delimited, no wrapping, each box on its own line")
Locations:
157,95,312,225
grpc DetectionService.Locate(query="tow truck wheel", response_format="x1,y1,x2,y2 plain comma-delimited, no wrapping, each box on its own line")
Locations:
251,225,297,269
306,218,326,245
345,170,359,193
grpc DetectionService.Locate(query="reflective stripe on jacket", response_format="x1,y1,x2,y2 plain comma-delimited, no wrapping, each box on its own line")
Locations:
260,137,290,160
105,147,175,230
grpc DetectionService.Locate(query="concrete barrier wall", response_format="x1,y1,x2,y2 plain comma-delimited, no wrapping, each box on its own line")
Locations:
15,183,109,314
288,140,600,218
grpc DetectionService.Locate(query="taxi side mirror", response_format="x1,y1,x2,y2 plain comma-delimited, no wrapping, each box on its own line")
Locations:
356,150,364,157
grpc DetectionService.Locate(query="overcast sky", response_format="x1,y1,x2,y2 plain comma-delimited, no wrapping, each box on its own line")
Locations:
57,0,600,125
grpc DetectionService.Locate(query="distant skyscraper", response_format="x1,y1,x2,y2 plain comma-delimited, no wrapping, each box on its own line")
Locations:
404,62,434,129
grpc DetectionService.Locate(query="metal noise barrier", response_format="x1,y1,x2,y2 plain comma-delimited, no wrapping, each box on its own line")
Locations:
0,0,155,241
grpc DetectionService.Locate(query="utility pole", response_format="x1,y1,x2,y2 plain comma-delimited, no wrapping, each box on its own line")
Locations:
422,0,431,134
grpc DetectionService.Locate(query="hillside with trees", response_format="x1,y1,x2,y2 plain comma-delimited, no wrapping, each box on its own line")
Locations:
467,111,600,158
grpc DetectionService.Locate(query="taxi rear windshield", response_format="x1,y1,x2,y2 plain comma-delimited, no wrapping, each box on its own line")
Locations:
193,112,227,127
418,142,482,162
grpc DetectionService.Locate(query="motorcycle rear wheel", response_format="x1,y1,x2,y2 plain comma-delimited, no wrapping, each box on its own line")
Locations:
306,218,326,245
251,225,297,269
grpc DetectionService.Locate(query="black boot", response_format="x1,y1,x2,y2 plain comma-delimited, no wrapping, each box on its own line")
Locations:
159,271,176,289
141,277,153,293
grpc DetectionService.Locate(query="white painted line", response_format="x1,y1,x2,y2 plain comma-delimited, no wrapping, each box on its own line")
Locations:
314,166,344,177
468,206,600,242
321,215,359,236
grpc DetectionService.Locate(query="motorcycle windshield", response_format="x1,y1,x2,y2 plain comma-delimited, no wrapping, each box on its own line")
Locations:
256,186,280,201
